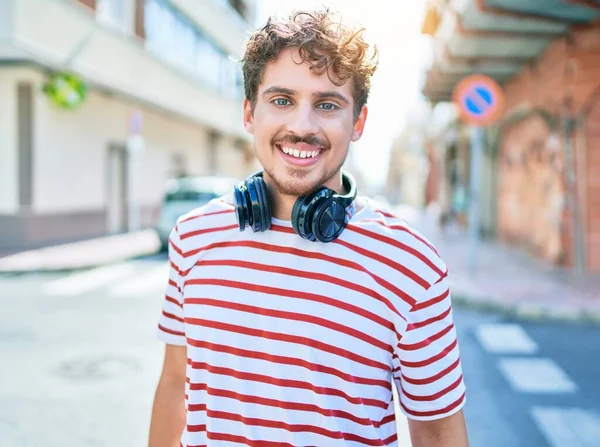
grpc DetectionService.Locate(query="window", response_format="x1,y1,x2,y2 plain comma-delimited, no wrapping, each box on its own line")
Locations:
211,0,230,7
144,0,243,98
97,0,131,33
211,0,248,22
175,21,197,70
145,0,168,53
220,57,238,94
195,36,222,89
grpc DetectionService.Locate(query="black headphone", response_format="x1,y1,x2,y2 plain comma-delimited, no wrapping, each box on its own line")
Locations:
233,171,357,242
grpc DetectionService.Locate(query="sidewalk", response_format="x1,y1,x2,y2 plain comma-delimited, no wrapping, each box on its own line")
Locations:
0,230,161,273
405,206,600,325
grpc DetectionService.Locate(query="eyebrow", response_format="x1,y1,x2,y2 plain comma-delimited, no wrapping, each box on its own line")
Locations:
262,86,350,105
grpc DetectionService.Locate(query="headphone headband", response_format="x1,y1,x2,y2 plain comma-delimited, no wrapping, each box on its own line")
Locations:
234,170,357,242
336,171,357,208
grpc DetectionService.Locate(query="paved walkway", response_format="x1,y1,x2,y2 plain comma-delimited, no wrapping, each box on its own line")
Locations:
0,230,161,273
401,205,600,324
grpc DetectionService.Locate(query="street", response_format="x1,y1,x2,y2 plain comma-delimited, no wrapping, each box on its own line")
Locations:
1,255,599,447
2,0,600,445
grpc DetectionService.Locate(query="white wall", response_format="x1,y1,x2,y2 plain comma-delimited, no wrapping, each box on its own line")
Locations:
142,111,210,181
215,135,251,180
0,70,18,213
0,67,212,214
399,154,427,208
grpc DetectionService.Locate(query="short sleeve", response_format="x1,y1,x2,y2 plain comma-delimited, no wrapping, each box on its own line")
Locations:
156,224,186,346
393,272,466,421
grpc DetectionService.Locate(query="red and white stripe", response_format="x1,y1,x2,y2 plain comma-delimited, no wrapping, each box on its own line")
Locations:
157,195,466,445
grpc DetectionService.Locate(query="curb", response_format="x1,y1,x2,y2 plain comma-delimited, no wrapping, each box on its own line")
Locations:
0,250,161,275
0,230,162,275
453,294,600,326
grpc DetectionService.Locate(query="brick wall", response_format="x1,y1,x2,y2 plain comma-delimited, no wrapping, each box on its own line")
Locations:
585,89,600,271
498,23,600,272
77,0,96,11
573,26,600,272
498,115,564,263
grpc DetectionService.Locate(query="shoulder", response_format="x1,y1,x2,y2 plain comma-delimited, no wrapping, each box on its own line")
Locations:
171,194,238,255
348,197,447,288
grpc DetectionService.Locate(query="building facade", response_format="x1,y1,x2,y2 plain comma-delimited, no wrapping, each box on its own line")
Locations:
0,0,257,252
420,0,600,273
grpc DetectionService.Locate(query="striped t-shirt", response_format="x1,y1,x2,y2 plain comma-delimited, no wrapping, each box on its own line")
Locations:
157,194,466,446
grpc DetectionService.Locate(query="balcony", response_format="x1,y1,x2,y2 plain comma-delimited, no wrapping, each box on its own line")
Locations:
0,0,246,138
171,0,253,59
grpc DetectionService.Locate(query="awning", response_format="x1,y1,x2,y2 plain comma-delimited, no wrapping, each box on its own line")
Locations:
421,0,600,103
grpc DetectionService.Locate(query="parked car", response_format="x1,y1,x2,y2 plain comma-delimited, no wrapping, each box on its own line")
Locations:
156,175,240,251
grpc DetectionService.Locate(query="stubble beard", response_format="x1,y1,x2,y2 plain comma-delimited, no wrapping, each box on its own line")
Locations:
265,161,343,197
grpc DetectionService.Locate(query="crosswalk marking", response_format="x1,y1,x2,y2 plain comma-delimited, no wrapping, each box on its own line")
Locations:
531,407,600,447
43,263,138,296
498,358,577,394
107,264,169,297
475,323,538,354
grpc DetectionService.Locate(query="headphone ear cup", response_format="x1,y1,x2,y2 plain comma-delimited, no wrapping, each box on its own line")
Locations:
291,197,304,238
254,176,271,231
232,171,273,233
292,187,330,241
312,198,348,243
233,182,248,231
246,177,262,233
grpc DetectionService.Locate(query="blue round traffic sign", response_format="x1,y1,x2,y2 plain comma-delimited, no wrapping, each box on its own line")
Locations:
453,75,504,126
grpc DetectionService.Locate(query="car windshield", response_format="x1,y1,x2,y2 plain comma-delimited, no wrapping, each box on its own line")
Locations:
165,190,218,203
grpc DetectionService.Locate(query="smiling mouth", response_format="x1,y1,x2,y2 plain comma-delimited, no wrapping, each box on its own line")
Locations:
275,144,323,159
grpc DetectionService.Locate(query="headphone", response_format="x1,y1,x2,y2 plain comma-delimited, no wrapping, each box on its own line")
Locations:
233,171,357,243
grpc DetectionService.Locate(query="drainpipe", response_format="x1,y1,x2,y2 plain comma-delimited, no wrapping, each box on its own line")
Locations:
562,101,585,274
575,113,588,271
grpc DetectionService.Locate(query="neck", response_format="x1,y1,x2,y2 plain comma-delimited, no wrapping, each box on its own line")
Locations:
265,171,345,221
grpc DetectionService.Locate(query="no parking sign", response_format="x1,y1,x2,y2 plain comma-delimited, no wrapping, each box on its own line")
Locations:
452,74,505,275
453,75,504,126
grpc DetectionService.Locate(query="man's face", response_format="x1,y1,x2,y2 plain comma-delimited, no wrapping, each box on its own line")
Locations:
243,47,368,197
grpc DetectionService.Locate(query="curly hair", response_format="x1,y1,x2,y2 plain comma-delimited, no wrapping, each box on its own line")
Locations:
241,8,379,120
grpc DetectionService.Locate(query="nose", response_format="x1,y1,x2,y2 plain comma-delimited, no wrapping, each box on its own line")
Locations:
287,103,319,136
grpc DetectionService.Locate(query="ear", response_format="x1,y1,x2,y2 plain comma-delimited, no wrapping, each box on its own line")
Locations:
351,105,368,142
243,98,254,135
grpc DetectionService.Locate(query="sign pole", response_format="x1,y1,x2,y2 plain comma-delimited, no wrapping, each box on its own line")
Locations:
453,74,504,277
468,126,484,276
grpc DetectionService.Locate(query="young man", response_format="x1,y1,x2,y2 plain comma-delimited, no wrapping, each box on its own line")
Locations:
149,9,468,447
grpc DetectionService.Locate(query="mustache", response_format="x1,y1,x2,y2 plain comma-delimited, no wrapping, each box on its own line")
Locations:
273,134,330,149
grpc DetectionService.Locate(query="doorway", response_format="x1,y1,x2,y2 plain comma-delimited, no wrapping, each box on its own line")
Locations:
106,142,128,233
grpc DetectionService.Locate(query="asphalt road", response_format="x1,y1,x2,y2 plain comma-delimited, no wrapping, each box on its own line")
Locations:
1,255,599,446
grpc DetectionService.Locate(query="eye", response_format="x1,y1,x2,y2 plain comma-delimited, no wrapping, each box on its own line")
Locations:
317,103,339,111
272,98,291,107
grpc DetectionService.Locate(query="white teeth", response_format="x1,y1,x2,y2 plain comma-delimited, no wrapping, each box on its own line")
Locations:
280,146,322,159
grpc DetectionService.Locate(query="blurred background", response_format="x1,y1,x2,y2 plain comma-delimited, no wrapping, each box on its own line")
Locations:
0,0,600,445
